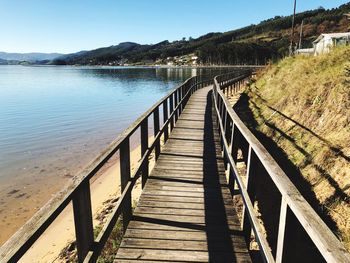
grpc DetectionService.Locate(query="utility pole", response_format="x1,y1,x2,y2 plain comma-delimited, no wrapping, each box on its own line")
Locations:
299,19,304,50
289,0,297,55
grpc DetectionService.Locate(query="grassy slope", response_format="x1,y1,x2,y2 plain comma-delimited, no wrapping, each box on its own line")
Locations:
245,46,350,249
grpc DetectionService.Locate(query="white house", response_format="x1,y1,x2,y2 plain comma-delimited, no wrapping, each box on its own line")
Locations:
313,32,350,55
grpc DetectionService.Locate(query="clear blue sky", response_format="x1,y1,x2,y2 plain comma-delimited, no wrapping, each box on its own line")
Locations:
1,0,348,53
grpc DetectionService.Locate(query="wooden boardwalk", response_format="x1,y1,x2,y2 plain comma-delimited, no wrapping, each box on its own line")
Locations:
115,86,252,262
3,73,349,263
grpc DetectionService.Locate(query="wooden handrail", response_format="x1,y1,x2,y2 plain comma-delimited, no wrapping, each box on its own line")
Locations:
212,72,350,263
0,74,213,263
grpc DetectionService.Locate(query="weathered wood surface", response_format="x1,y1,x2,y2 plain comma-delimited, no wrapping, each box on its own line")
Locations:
115,87,252,263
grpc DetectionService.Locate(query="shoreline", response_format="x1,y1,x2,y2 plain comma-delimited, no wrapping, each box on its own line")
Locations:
10,64,264,68
1,133,155,263
18,140,146,263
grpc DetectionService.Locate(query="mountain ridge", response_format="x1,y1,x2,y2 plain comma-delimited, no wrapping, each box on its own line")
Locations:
54,3,350,65
2,3,349,65
0,52,64,62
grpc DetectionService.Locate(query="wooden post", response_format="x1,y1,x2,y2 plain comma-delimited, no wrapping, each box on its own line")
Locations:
275,198,301,262
72,181,94,262
153,107,160,160
163,100,169,142
174,90,178,122
216,95,221,125
225,113,231,145
120,138,131,232
179,86,183,114
217,96,223,128
227,124,237,195
141,119,148,188
276,198,288,263
222,109,228,165
220,99,225,124
169,94,174,131
178,89,180,108
242,146,258,245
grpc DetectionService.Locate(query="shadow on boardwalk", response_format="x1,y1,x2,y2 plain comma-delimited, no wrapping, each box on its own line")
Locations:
203,91,237,262
115,87,251,262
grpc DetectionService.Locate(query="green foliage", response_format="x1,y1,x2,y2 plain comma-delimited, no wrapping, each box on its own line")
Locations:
96,219,124,263
248,46,350,250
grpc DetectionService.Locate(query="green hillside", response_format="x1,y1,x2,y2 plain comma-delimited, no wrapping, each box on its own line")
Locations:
56,3,350,65
236,46,350,251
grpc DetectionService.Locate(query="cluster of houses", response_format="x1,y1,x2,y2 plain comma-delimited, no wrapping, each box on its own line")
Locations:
296,32,350,55
160,54,198,66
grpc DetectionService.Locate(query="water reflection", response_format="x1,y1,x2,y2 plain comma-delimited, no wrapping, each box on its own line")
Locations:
0,66,235,183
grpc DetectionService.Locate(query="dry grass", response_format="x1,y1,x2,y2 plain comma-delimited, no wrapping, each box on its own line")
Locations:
245,46,350,250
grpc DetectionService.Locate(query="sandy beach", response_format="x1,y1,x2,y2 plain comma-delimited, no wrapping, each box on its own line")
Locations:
5,136,155,263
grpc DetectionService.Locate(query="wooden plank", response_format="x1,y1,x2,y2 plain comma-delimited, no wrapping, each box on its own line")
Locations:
134,207,239,219
115,248,251,262
127,220,241,232
120,238,248,252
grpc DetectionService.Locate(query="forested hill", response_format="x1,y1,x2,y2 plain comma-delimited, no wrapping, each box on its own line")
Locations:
55,3,350,66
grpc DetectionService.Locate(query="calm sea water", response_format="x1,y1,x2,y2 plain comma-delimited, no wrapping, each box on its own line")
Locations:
0,66,229,186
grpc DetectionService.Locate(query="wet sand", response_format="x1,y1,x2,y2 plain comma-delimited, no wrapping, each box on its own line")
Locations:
1,135,156,263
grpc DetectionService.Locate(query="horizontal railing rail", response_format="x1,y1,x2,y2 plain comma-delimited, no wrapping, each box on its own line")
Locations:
212,71,350,263
0,74,213,263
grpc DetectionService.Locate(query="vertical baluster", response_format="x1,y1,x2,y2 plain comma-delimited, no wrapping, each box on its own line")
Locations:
163,100,169,142
242,146,258,245
174,90,179,123
179,86,183,114
120,138,131,232
72,181,94,262
217,97,223,128
178,88,182,115
141,119,148,188
276,198,288,263
225,113,231,145
227,124,237,195
183,83,187,105
169,94,174,131
275,197,301,262
222,110,228,166
220,99,225,124
153,107,160,160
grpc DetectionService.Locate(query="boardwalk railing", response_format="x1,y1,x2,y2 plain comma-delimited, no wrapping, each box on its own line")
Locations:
212,71,350,262
0,74,213,263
